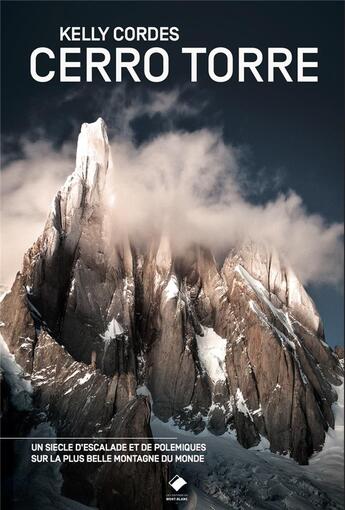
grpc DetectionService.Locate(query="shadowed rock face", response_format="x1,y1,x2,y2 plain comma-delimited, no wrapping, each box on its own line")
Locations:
335,345,344,361
0,116,343,503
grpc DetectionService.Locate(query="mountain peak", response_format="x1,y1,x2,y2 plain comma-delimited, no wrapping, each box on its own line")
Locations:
75,117,111,192
0,119,343,472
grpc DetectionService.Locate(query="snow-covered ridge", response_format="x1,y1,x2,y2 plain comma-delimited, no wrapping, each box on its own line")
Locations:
236,264,295,337
237,264,311,384
236,242,322,334
249,300,296,351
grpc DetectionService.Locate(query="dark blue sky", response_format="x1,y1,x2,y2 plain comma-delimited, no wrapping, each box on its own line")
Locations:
1,1,344,345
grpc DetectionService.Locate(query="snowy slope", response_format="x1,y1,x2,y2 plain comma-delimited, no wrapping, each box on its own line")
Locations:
307,382,344,488
151,382,344,510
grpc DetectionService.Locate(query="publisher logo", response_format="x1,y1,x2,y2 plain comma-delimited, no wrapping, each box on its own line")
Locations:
168,474,187,492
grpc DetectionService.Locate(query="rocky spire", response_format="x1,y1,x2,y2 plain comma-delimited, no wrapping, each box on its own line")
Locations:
74,117,111,203
51,118,111,240
0,119,343,478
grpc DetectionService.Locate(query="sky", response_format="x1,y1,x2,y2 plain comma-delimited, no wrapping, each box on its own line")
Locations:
1,1,344,345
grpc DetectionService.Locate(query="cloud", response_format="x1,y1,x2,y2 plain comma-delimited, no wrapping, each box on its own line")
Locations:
1,140,75,287
94,85,206,139
105,130,343,287
1,90,343,289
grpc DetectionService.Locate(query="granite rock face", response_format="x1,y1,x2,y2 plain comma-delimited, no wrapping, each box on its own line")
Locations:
1,325,166,508
334,345,344,361
1,118,343,508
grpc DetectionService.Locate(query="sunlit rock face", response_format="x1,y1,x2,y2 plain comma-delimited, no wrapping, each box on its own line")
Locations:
1,118,343,508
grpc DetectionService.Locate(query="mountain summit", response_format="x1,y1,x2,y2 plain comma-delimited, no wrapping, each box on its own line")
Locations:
1,119,343,507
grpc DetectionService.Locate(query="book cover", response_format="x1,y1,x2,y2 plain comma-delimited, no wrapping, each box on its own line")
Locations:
1,1,344,509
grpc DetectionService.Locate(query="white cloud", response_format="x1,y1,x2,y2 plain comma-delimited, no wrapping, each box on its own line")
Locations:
105,130,343,287
1,91,343,289
1,140,74,287
96,85,204,139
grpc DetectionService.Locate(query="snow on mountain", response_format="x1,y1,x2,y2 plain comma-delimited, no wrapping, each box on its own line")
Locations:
0,118,343,509
307,381,344,488
163,275,179,302
152,382,344,510
196,327,227,383
100,318,125,339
